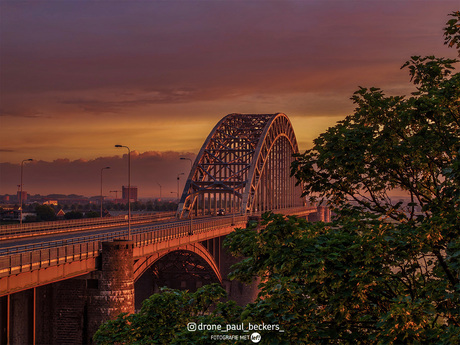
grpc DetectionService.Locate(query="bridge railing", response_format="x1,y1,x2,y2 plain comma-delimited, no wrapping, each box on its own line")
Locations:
0,241,100,278
0,215,249,279
132,215,248,247
0,207,317,280
250,206,317,216
0,215,246,255
0,212,176,239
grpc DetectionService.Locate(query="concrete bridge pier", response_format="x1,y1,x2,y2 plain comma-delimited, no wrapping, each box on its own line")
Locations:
220,244,260,306
88,239,135,341
219,219,261,306
308,206,331,222
0,289,34,345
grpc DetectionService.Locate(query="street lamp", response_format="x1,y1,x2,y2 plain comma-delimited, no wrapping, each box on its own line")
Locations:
100,166,110,218
180,158,193,218
232,189,236,226
177,173,184,200
20,158,33,226
115,144,131,239
157,182,162,200
180,157,192,169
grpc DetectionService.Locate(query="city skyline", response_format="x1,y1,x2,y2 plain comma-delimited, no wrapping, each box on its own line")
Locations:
0,150,195,198
1,1,459,196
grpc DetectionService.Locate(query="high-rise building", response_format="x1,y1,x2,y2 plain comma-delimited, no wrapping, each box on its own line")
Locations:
17,191,28,202
122,186,138,202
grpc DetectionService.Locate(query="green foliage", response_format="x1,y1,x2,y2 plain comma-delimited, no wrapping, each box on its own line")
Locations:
23,215,37,222
93,284,243,345
285,10,460,344
131,201,146,211
85,210,100,218
444,11,460,54
226,211,460,343
34,204,56,221
64,210,84,219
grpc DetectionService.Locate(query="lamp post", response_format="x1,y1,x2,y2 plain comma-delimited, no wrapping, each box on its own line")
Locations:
20,158,33,225
100,166,110,218
232,189,236,226
157,182,162,200
115,145,131,239
176,173,184,201
180,157,193,220
180,157,192,170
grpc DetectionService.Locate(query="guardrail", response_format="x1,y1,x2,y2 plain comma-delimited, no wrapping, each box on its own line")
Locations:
0,211,176,239
0,215,246,255
0,241,100,278
259,206,317,216
0,215,248,279
0,207,316,255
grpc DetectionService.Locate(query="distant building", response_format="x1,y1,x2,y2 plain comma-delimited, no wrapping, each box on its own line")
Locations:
17,191,28,202
56,209,66,219
122,186,138,202
89,196,101,204
1,209,20,221
0,205,33,221
36,196,90,205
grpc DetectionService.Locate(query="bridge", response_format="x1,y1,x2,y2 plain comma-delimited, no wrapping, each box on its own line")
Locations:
0,113,329,344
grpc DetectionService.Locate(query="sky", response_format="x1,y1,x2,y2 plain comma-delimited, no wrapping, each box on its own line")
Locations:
0,0,459,198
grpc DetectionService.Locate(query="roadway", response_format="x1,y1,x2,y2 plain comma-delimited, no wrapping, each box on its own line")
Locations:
0,215,229,255
0,206,315,256
0,206,314,296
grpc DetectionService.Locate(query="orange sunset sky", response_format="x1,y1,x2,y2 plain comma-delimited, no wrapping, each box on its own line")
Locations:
0,1,459,198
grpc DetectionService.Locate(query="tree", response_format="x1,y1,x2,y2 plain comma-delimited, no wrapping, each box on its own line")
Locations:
34,204,56,221
93,284,242,345
445,11,460,56
85,210,99,218
146,200,154,211
64,210,83,219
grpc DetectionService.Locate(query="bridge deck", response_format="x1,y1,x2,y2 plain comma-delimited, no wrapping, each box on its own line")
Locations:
0,207,316,296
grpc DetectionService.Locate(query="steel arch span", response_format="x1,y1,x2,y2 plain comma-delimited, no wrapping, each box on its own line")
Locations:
178,113,304,219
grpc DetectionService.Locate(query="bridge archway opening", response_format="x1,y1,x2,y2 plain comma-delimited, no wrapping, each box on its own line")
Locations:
178,113,304,219
134,247,221,310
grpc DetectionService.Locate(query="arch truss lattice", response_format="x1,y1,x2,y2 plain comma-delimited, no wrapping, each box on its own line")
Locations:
178,113,304,218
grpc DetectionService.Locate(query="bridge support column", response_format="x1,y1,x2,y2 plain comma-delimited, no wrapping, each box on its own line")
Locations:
219,234,260,306
8,289,33,345
88,239,134,341
308,206,330,222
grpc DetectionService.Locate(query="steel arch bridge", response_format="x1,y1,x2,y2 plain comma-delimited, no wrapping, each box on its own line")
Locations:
178,113,305,219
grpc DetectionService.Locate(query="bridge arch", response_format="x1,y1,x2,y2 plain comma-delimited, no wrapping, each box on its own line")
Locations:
133,243,223,309
178,113,304,218
133,243,222,284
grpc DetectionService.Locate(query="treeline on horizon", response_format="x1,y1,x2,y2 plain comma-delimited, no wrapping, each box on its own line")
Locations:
0,199,178,223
